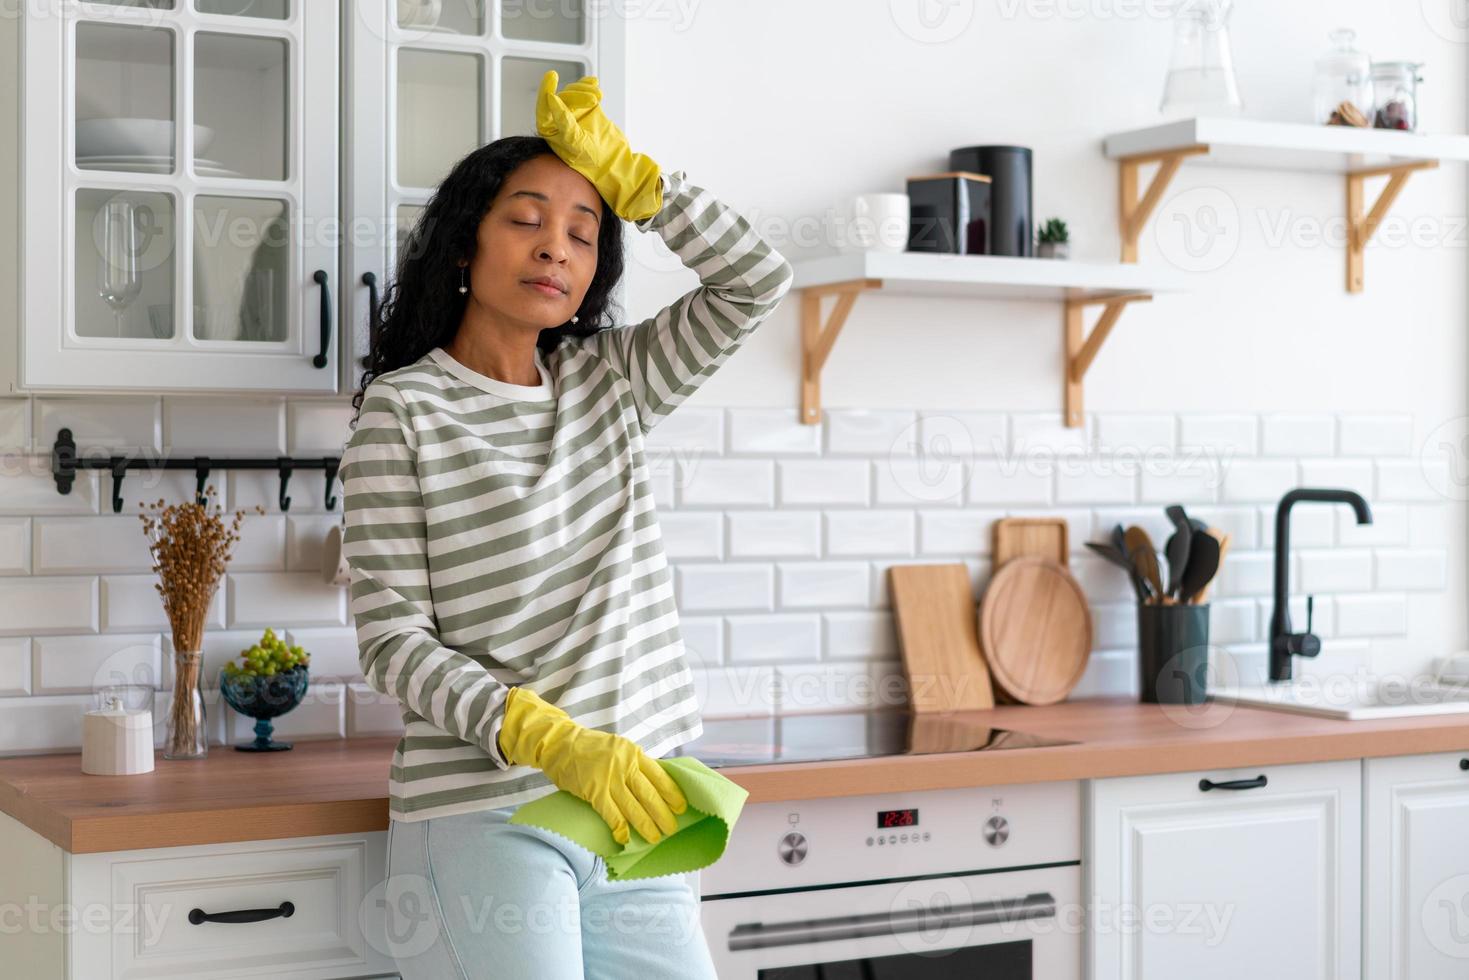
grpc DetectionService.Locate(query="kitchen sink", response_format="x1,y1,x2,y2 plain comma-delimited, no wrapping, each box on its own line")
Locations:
1209,680,1469,720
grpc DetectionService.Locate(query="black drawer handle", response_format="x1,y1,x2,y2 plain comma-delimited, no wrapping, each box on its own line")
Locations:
1460,758,1468,771
312,269,331,368
1199,774,1268,792
188,900,294,925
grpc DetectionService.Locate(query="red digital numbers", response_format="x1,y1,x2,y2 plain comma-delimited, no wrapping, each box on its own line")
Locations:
877,808,918,828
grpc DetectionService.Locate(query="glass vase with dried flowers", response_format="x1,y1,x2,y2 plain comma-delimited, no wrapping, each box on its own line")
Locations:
138,485,262,760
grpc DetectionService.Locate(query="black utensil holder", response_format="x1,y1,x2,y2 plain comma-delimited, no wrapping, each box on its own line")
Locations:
1137,602,1211,704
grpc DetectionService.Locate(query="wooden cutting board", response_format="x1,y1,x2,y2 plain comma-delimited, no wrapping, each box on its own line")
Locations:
992,517,1069,568
888,564,995,712
979,555,1091,706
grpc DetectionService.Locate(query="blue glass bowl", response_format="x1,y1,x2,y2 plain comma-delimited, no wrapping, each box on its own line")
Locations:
220,665,309,751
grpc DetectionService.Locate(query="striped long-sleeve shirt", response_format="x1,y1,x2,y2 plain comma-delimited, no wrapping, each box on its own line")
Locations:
339,169,794,822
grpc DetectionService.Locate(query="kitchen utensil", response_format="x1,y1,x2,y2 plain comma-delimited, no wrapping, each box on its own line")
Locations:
1124,525,1165,602
888,564,995,712
993,516,1069,568
844,192,911,253
1085,541,1150,603
1370,61,1423,131
978,556,1092,705
905,174,990,254
1159,0,1241,118
1193,529,1231,604
1137,601,1211,704
1163,504,1194,601
1314,28,1374,126
1178,530,1222,604
948,146,1032,256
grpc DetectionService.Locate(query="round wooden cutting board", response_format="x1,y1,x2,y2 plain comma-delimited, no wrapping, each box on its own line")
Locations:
979,555,1092,705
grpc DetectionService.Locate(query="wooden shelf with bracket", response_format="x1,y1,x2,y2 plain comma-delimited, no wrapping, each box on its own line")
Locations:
791,251,1185,428
1104,117,1469,291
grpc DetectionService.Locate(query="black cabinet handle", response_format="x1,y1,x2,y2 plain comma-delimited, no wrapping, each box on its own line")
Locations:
188,900,294,925
1199,774,1268,792
362,271,380,328
312,269,331,368
1460,758,1468,771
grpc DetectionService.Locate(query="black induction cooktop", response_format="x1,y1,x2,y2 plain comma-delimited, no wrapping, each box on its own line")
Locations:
667,708,1078,769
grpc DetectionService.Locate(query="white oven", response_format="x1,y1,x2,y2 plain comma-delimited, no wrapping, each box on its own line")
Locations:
698,780,1082,980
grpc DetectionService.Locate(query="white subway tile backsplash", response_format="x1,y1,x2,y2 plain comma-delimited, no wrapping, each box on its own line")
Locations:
676,564,773,612
1094,414,1175,454
1375,549,1448,591
1339,415,1413,457
918,411,1007,456
1179,414,1258,456
826,511,915,557
0,399,29,454
729,512,821,558
778,562,869,609
34,397,160,453
967,457,1053,505
33,632,162,694
657,512,724,559
825,410,918,456
823,611,897,660
1220,459,1297,503
778,460,870,506
875,458,965,506
727,614,821,664
0,405,1458,750
0,518,29,574
677,458,774,507
1262,415,1335,457
1297,549,1374,593
0,638,31,696
729,409,821,455
0,577,98,635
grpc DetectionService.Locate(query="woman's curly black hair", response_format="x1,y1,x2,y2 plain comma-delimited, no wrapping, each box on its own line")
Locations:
350,135,626,423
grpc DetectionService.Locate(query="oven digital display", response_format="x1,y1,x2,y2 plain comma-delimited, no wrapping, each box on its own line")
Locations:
877,808,918,828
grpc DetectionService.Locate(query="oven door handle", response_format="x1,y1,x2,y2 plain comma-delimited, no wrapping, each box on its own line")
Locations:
727,890,1057,951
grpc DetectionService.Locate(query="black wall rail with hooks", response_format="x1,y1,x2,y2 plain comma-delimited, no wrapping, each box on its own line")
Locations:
51,428,341,515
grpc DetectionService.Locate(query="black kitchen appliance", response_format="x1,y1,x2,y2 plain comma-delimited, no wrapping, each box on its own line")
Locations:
906,171,992,254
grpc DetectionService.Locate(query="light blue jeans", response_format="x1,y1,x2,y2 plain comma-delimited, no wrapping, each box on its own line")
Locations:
383,804,719,979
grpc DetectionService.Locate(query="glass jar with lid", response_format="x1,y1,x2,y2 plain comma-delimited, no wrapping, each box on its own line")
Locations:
1313,28,1374,126
1370,61,1423,131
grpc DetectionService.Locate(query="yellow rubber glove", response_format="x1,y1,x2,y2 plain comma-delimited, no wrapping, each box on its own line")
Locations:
497,686,687,845
535,69,664,222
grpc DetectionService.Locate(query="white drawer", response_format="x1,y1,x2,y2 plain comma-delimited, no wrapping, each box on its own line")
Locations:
68,831,393,980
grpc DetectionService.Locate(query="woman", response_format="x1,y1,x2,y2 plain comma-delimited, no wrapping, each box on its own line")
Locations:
339,70,793,979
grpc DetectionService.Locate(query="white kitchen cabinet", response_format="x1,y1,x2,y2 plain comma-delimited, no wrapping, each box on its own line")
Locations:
342,0,626,393
20,0,340,393
1364,750,1469,979
0,808,396,979
1085,759,1361,980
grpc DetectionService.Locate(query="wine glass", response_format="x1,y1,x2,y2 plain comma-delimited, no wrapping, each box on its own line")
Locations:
97,196,143,338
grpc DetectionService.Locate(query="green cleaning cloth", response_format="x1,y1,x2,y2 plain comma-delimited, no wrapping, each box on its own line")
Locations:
509,755,748,881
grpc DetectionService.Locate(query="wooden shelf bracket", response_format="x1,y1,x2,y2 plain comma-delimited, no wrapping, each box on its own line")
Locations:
1064,292,1153,427
1346,159,1438,293
1118,144,1211,263
800,278,881,424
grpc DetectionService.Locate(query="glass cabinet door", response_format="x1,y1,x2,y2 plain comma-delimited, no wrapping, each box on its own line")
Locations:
346,0,622,391
23,0,338,391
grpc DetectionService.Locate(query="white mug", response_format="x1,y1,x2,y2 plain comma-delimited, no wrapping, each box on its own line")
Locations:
321,520,351,587
841,193,910,254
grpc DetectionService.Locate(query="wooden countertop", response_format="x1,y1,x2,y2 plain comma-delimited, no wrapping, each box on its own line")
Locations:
5,696,1469,854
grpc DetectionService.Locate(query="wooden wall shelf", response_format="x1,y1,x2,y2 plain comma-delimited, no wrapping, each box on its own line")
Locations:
791,252,1184,428
1104,117,1469,292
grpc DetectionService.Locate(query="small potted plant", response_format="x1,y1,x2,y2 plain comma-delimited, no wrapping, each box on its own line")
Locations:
219,628,310,752
1036,217,1070,259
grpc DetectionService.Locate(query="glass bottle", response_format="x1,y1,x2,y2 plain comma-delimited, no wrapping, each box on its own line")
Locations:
1159,0,1242,118
163,648,208,760
1313,29,1374,126
1370,61,1422,131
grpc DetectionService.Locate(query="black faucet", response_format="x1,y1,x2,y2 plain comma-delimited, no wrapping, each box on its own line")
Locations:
1269,487,1373,682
